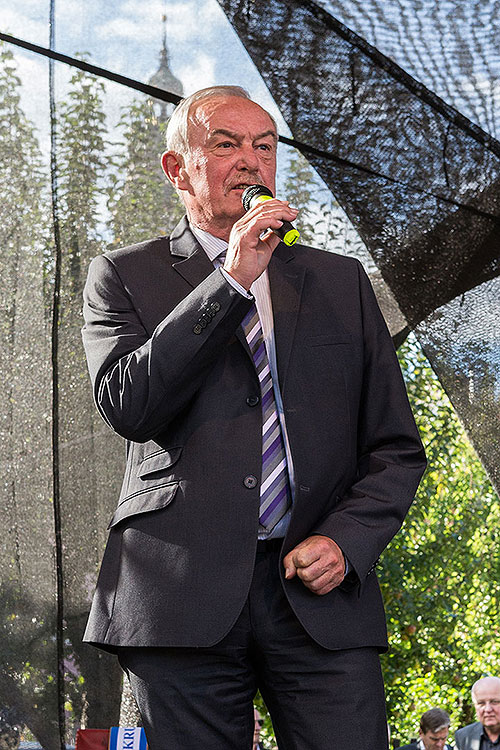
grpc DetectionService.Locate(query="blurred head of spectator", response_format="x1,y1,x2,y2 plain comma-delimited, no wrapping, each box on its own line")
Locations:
418,708,451,750
253,707,263,749
472,676,500,741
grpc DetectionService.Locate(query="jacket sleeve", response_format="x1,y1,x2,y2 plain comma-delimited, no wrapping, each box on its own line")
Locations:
82,253,253,442
313,260,427,583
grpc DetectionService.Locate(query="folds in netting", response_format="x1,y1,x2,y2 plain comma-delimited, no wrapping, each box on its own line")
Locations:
318,0,500,141
217,0,500,495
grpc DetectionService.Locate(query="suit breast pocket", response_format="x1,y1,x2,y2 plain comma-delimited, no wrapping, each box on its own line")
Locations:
308,334,352,347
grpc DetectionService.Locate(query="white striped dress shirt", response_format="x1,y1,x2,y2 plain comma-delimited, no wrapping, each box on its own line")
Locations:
190,223,294,539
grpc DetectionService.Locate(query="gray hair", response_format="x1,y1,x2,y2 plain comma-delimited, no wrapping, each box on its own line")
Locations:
165,85,276,155
472,676,500,702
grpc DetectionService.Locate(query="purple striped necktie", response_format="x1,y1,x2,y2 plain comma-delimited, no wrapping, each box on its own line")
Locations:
241,304,291,532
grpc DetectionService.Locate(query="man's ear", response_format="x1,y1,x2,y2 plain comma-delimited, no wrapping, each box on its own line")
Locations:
161,151,190,190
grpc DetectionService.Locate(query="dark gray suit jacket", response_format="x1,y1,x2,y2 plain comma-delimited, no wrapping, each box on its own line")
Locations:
82,217,426,651
455,722,484,750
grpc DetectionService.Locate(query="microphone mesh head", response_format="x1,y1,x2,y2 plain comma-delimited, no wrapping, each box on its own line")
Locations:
241,184,273,211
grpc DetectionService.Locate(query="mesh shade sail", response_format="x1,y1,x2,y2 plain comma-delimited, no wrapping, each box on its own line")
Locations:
318,0,500,140
1,0,499,746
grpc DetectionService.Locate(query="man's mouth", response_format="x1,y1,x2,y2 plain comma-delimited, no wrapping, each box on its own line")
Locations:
225,179,262,194
229,183,254,191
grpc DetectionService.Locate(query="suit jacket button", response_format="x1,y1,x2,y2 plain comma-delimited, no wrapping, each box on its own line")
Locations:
243,475,258,489
193,324,202,334
246,395,260,407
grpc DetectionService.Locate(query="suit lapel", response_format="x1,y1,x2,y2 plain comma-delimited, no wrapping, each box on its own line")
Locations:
268,243,306,391
168,220,306,376
471,724,482,750
169,216,215,288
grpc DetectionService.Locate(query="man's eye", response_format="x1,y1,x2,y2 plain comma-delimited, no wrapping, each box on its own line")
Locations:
257,143,272,151
217,142,234,149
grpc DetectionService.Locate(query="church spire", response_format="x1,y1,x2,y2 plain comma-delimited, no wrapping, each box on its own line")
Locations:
148,9,183,120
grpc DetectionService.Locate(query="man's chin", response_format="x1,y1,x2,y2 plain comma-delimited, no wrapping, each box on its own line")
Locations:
484,720,500,730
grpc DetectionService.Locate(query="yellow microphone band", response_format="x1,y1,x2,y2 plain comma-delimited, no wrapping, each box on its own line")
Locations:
283,228,300,246
251,195,300,246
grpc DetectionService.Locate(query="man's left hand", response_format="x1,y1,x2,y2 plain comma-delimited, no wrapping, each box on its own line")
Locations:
283,535,345,595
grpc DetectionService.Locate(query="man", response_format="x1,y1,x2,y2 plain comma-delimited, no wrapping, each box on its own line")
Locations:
455,676,500,749
399,707,452,750
82,85,426,749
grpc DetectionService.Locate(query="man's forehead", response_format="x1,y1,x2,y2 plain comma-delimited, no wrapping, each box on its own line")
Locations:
189,96,276,138
475,679,500,699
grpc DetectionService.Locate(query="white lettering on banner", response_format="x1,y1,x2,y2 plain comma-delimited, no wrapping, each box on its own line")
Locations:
108,727,148,750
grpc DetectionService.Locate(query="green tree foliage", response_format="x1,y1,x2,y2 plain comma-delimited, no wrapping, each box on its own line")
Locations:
56,64,123,739
57,64,108,293
108,98,184,247
0,44,49,312
281,147,372,262
382,336,500,745
0,44,57,749
282,150,318,244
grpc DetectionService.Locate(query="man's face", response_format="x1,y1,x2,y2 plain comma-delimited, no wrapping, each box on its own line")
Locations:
474,679,500,735
178,95,277,239
253,708,262,749
419,726,449,750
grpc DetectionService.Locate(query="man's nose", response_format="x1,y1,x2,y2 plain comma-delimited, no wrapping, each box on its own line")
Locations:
235,144,259,171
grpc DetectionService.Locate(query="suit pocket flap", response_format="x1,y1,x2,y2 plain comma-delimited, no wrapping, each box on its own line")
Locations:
108,482,178,528
138,447,182,478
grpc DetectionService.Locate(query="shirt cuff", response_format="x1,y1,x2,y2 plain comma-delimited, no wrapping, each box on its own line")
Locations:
220,267,253,299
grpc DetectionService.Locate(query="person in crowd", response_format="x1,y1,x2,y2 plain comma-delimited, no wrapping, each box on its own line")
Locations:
81,85,426,749
253,708,264,750
399,707,452,749
455,676,500,749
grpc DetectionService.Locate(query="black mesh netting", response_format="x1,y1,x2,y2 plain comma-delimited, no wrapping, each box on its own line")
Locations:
1,0,499,747
216,0,500,496
318,0,500,140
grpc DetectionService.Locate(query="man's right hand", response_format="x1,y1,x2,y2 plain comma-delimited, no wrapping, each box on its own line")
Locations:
223,199,299,290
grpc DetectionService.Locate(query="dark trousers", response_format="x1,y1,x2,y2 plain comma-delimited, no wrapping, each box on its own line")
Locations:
117,540,388,750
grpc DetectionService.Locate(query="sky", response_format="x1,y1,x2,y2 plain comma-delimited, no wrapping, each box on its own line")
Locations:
1,0,293,150
3,0,499,177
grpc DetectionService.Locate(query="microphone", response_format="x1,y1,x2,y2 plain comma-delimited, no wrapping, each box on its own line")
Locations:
241,184,300,246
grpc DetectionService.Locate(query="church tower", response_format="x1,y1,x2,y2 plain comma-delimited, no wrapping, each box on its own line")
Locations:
148,13,184,121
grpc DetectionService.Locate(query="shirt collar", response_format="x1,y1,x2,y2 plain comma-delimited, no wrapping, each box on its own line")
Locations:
481,725,500,744
189,223,228,262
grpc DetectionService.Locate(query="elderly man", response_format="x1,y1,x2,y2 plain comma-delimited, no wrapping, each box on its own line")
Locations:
81,85,426,749
455,676,500,749
399,708,452,750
